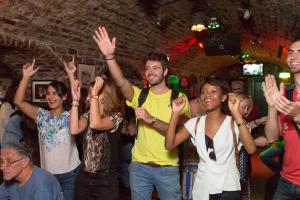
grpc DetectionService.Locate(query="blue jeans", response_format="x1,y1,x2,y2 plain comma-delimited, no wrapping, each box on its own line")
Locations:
120,143,132,187
129,161,181,200
273,177,300,200
54,166,79,200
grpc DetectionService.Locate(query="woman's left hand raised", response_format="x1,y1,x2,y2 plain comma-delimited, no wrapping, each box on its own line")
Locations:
91,76,104,96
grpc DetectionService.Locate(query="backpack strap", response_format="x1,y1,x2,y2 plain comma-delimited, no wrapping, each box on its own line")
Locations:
135,88,150,139
284,85,300,139
286,84,295,101
138,88,150,107
139,88,179,108
136,88,180,139
231,118,240,169
171,89,179,107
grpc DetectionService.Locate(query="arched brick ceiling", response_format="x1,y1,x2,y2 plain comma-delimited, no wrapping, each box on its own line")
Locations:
0,0,298,82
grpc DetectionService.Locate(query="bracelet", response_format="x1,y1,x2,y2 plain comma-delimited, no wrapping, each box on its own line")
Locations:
237,120,247,127
91,95,98,99
72,99,79,102
72,103,79,107
105,55,115,60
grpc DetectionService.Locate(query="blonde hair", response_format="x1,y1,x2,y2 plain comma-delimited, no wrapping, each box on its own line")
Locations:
235,92,253,112
101,78,120,114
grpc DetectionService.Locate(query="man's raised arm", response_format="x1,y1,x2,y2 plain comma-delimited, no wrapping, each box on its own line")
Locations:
93,26,134,101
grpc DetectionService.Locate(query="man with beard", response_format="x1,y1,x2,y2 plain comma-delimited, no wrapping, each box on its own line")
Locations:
0,142,63,200
93,26,190,200
263,40,300,199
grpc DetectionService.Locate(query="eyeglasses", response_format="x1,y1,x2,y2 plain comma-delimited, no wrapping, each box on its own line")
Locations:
0,158,24,167
206,138,217,161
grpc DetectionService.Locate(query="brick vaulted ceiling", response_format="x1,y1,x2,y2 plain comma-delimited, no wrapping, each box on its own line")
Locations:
0,0,299,83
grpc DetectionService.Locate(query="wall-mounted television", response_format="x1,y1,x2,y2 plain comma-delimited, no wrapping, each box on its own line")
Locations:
243,63,263,76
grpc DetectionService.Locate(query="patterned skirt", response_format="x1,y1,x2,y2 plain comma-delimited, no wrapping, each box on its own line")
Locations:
239,147,251,200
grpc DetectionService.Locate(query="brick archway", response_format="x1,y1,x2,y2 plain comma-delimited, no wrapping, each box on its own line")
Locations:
0,34,62,66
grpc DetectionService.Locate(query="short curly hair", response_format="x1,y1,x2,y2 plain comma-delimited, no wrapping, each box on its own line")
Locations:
144,52,170,70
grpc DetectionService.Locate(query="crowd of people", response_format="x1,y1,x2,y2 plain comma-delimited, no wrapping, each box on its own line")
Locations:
0,24,299,200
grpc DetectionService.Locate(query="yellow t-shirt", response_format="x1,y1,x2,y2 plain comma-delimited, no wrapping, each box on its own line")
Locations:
126,86,191,166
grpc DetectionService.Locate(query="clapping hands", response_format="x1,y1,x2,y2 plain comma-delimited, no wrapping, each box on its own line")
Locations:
262,75,300,116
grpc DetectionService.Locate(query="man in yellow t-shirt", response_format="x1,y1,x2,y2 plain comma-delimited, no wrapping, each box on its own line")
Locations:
93,26,190,200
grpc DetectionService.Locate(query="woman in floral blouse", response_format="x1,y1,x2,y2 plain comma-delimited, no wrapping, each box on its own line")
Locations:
14,59,80,200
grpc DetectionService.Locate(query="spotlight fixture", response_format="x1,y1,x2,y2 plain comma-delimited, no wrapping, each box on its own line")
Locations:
191,24,207,32
240,52,250,63
207,17,222,29
191,12,207,32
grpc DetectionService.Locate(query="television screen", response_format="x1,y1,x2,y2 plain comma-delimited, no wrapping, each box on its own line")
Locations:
243,63,263,76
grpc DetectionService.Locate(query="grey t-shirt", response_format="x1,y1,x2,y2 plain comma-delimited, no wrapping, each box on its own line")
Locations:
0,166,64,200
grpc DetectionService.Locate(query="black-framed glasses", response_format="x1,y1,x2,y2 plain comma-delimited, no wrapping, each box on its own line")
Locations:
0,158,24,167
206,138,217,161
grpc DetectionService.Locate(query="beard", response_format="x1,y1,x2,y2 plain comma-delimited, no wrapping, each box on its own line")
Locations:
148,75,165,87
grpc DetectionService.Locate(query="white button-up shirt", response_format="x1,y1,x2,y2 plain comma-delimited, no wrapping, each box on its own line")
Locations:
185,115,241,200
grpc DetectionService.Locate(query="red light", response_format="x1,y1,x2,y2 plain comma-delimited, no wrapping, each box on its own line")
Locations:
198,42,204,49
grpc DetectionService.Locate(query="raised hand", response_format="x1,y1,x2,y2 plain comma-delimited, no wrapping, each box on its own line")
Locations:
274,96,300,116
64,55,77,75
228,93,241,117
23,59,39,78
262,75,300,116
172,95,186,113
91,76,104,96
262,75,283,107
93,26,116,58
71,80,81,101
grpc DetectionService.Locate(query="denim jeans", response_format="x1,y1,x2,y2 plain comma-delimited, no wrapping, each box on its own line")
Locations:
120,143,132,187
129,161,181,200
54,165,79,200
273,177,300,200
